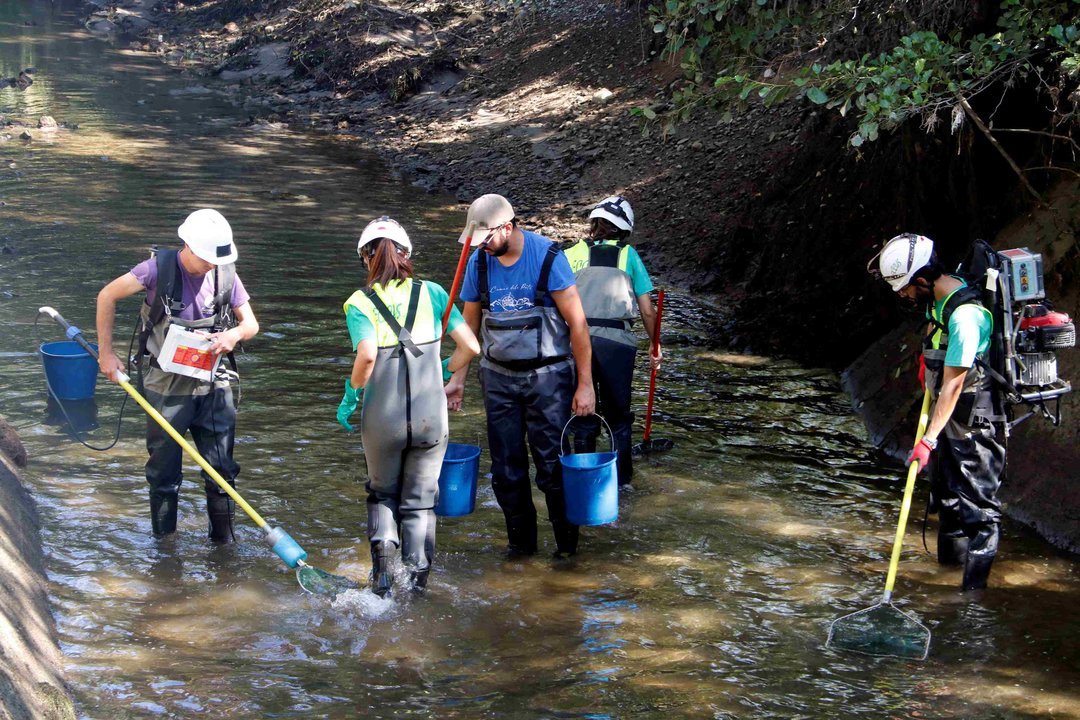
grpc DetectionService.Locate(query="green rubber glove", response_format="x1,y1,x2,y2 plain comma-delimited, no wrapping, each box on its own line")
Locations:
442,357,452,383
336,379,364,432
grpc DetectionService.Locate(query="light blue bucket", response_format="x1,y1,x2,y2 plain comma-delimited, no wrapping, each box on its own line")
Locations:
560,415,618,526
40,341,99,401
435,443,481,517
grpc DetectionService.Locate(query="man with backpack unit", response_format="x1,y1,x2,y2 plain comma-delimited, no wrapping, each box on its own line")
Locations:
96,209,259,542
869,233,1006,591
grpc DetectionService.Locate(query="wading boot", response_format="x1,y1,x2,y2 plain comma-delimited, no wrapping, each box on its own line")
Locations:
206,493,236,544
150,494,178,537
408,569,429,594
962,553,995,592
370,542,394,598
504,512,538,558
937,528,969,567
546,492,579,559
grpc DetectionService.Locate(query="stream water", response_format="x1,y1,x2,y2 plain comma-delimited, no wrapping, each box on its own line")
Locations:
2,3,1079,718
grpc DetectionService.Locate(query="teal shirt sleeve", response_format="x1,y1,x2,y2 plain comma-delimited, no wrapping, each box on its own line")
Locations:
425,281,464,335
345,304,375,351
624,247,655,297
945,305,991,368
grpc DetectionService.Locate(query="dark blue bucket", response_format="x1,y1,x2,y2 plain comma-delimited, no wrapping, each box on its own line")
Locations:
435,443,481,517
40,341,99,401
560,416,619,526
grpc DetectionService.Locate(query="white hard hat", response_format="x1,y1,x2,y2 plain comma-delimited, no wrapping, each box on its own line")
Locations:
589,195,634,233
870,233,935,292
357,216,412,258
178,209,237,264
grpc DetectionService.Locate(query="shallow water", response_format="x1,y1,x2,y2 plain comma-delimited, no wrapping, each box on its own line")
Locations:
1,3,1080,719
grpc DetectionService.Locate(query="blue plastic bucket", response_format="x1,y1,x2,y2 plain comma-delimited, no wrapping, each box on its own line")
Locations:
40,341,98,401
435,443,481,517
560,416,619,526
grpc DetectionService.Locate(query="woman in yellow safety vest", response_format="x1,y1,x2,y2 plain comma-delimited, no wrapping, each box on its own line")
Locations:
336,216,479,596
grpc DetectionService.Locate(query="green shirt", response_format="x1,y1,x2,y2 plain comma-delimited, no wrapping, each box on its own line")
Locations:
930,280,992,368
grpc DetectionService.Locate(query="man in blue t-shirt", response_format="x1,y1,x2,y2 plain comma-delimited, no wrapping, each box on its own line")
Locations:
870,233,1005,592
449,194,595,558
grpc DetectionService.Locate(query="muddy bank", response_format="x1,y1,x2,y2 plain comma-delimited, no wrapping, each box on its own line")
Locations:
0,417,75,720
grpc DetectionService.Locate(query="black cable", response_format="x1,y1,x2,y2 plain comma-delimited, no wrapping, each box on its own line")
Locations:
35,312,136,452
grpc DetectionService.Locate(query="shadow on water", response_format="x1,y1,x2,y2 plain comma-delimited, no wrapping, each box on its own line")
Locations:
1,3,1080,719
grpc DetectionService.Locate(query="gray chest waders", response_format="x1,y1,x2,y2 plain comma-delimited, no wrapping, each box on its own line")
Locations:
359,281,447,593
576,242,637,346
138,251,238,397
477,241,573,371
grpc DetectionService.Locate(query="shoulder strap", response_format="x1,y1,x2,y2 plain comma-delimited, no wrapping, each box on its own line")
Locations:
534,242,561,303
929,285,983,334
478,254,490,311
364,282,424,358
148,249,184,327
928,285,1019,399
588,241,622,269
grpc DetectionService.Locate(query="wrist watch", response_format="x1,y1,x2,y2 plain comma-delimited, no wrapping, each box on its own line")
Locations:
922,436,938,449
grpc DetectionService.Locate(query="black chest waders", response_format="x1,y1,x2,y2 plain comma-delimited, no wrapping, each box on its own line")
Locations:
477,242,579,557
572,242,640,483
134,250,243,542
360,280,447,596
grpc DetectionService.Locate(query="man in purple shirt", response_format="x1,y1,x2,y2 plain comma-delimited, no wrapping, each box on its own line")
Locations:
96,209,259,542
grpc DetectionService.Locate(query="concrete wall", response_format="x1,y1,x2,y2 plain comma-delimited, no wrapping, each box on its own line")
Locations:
0,416,76,720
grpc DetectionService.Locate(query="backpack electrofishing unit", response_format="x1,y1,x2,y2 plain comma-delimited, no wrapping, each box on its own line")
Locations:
941,240,1074,433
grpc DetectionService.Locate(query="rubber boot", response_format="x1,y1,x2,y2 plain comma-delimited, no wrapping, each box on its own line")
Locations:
545,492,579,558
409,569,429,594
370,542,394,598
937,528,969,567
150,494,178,537
504,512,538,558
206,493,236,544
962,553,994,591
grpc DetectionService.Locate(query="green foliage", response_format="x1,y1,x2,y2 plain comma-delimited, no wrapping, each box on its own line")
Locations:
644,0,1080,146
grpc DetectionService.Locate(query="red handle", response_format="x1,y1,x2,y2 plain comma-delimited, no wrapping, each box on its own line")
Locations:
642,289,664,442
442,225,476,333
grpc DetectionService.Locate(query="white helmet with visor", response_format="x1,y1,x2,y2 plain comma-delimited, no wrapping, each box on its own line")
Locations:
357,216,412,259
869,233,935,292
589,195,635,233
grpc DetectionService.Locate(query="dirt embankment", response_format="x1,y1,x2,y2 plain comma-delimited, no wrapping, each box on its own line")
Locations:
0,417,76,720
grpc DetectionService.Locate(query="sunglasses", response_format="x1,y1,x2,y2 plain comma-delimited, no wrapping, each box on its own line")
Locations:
476,222,508,247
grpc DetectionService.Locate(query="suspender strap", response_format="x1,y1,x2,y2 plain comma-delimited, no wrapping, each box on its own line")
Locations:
588,242,622,268
364,281,425,358
534,243,560,303
478,254,490,310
